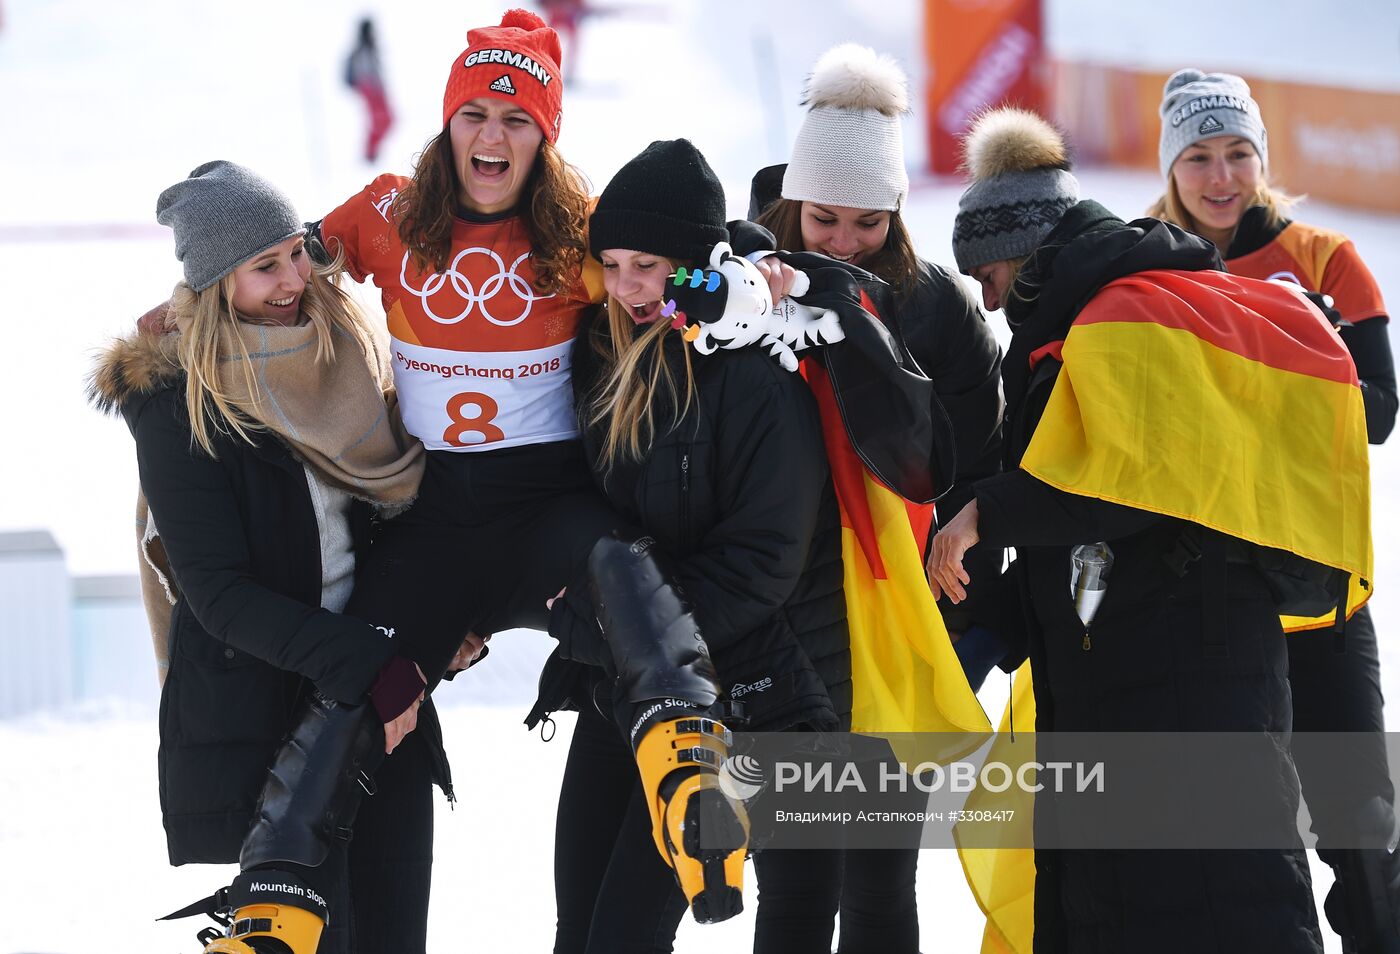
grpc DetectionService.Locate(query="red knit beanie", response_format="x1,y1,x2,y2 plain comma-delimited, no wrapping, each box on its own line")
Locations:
441,9,565,143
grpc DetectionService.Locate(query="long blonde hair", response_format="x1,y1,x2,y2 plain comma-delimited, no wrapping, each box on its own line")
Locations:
585,282,698,469
174,254,380,457
1147,177,1298,248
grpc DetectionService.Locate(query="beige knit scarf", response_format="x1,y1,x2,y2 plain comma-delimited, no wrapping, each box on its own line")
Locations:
204,317,425,510
138,317,424,685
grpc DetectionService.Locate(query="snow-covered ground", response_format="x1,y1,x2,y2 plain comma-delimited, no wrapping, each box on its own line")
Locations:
1,0,1398,951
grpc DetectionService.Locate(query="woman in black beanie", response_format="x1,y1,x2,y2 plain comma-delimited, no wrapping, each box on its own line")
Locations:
529,138,852,953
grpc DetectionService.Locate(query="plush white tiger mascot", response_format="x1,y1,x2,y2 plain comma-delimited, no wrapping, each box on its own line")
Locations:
666,242,845,372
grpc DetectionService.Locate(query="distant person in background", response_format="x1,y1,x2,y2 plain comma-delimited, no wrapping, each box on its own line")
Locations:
345,17,394,163
1151,68,1399,954
752,44,1004,953
90,161,465,954
539,0,587,81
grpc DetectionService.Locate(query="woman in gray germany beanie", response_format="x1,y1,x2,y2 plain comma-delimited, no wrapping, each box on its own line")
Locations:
1142,67,1282,253
1147,68,1277,251
1156,69,1267,181
1149,69,1400,954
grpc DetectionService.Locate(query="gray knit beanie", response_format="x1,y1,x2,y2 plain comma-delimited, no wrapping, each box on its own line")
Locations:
1158,69,1268,179
952,109,1079,273
782,44,909,212
156,160,305,292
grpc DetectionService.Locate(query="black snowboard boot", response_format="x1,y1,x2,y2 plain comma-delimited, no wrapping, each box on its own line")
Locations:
589,530,749,924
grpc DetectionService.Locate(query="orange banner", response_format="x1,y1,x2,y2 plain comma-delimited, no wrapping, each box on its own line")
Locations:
1050,61,1400,214
924,0,1047,174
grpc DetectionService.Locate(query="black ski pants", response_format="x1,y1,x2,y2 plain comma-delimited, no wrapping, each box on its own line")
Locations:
335,440,627,951
1289,604,1394,851
346,440,626,685
295,728,435,954
553,702,691,954
556,706,899,954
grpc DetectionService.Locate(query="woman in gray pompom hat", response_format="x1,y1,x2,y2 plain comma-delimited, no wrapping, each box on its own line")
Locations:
933,106,1348,953
1151,67,1399,954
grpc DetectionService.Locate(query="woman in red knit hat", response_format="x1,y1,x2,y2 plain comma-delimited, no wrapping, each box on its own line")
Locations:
132,13,795,949
308,9,795,948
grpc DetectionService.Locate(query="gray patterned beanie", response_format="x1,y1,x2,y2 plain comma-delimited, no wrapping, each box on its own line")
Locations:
952,109,1079,274
782,44,909,212
157,160,305,292
1158,69,1268,179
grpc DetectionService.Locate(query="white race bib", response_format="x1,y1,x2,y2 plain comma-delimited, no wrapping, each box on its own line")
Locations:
390,338,578,451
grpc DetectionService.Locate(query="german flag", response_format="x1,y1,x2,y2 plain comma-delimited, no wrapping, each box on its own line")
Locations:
1020,269,1373,631
956,663,1036,954
956,269,1369,953
801,357,989,741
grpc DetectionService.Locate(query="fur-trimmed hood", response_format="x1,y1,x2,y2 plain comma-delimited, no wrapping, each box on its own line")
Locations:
88,330,183,417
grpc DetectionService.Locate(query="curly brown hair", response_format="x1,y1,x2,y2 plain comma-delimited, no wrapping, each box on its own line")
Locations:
756,197,920,302
394,131,591,298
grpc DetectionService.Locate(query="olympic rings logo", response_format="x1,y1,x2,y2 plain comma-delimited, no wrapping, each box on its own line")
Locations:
399,246,554,326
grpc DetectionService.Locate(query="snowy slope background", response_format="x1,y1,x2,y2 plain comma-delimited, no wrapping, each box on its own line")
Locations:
1,0,1397,950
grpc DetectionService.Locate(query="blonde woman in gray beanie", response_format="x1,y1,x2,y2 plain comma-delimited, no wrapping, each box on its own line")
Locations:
89,160,469,954
930,107,1346,952
751,43,1005,954
1151,68,1399,954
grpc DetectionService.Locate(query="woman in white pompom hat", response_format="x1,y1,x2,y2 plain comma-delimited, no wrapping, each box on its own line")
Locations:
753,43,1006,954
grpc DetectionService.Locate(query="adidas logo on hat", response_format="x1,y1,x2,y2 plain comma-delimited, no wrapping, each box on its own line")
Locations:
1198,114,1225,136
489,74,517,95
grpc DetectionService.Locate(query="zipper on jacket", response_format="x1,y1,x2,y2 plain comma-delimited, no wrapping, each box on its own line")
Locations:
679,451,692,550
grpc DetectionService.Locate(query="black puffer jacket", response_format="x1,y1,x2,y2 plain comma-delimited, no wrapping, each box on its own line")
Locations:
90,333,444,865
972,202,1321,953
864,260,1003,629
529,310,849,733
749,165,1004,627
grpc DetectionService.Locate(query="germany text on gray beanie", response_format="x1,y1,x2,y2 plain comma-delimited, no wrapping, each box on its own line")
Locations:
1158,69,1268,179
156,160,305,292
782,44,909,212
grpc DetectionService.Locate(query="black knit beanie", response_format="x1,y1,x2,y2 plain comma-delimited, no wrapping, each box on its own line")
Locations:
588,139,729,263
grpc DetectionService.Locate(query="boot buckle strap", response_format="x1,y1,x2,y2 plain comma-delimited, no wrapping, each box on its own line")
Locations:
675,717,732,746
676,745,721,768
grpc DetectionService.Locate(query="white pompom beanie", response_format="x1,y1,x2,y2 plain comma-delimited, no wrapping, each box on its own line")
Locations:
782,44,910,212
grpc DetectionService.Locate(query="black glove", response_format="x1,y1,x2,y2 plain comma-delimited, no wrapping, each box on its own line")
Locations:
1304,289,1347,328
